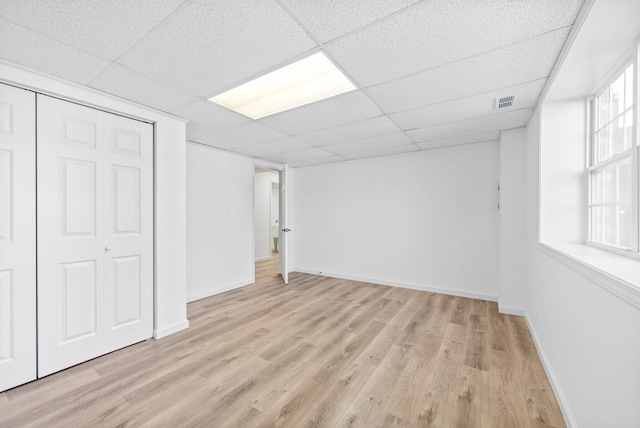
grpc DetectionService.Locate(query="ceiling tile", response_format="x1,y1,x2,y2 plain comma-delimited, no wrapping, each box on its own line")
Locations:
407,109,531,143
390,79,546,130
233,137,313,158
120,0,317,97
290,155,345,168
280,0,420,42
90,65,196,112
171,100,251,139
263,147,335,164
326,0,583,86
367,28,570,113
323,132,412,155
341,144,418,160
258,91,382,135
194,122,287,150
295,116,400,146
0,18,110,85
0,0,184,61
416,131,501,150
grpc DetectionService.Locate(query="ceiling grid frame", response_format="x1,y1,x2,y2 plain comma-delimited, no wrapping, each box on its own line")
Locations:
0,0,587,167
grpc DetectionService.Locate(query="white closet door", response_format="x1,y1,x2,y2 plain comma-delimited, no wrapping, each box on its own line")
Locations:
103,113,153,351
0,84,36,391
37,95,153,377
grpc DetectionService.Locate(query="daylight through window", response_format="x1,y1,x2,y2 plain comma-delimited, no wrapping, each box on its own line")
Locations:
588,60,639,253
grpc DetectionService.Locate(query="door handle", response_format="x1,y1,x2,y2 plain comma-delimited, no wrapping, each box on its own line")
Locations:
105,246,112,252
282,228,291,232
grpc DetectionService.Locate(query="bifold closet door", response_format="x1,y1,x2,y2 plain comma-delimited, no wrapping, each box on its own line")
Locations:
37,95,153,377
0,84,36,391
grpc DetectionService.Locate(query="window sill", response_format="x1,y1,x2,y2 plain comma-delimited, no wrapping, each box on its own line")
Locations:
539,242,640,310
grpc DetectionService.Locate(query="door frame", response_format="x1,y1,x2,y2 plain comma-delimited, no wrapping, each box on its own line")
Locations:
252,159,289,284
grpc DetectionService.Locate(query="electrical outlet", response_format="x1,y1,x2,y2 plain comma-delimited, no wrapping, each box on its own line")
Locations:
208,271,213,280
361,260,367,270
533,303,538,316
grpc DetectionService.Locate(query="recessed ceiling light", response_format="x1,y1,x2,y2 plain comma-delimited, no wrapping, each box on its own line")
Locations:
208,52,356,119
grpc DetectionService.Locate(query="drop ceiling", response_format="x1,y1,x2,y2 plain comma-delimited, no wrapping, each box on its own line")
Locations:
0,0,585,168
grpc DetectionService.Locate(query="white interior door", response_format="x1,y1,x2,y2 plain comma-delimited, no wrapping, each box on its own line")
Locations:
37,95,153,377
0,83,36,391
103,113,153,351
279,165,289,284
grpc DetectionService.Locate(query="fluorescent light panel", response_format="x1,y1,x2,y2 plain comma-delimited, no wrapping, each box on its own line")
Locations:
209,52,356,119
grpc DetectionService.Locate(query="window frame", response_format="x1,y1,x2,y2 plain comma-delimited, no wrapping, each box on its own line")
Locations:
586,44,640,257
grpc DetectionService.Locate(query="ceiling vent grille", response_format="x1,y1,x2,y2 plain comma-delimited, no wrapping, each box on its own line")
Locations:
496,95,515,109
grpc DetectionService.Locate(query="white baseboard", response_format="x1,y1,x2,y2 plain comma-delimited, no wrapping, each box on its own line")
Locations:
154,319,189,339
524,315,575,428
187,279,253,303
497,304,525,316
292,268,497,302
255,255,270,261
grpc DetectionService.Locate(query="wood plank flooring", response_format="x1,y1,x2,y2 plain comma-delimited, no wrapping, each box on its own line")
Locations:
0,257,565,427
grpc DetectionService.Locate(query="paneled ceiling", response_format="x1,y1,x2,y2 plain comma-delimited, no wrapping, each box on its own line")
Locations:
0,0,585,167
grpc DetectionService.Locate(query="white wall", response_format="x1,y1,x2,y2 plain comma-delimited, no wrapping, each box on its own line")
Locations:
186,143,254,301
539,100,587,244
520,110,640,427
293,142,500,300
0,60,189,339
498,128,527,314
254,170,279,260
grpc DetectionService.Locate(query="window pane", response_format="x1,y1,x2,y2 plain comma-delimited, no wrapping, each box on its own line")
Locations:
610,72,625,119
590,205,602,242
598,87,610,127
625,64,634,111
619,157,632,202
619,202,632,249
624,110,633,151
611,113,625,155
591,169,602,204
589,157,633,248
602,164,616,204
602,204,616,246
596,125,609,163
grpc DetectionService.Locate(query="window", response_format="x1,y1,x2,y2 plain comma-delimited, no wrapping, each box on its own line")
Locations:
588,61,639,254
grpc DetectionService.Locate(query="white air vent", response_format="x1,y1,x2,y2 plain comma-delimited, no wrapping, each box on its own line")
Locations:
496,95,515,109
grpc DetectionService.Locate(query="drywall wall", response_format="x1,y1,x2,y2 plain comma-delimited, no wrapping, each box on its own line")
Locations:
186,143,254,301
255,170,279,260
498,128,527,314
0,60,189,339
292,142,500,300
539,100,586,244
522,109,640,427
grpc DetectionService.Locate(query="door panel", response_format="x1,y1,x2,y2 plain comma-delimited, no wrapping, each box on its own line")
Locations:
61,159,97,236
60,260,98,342
112,166,140,234
38,95,105,376
38,95,153,377
0,83,36,392
112,255,141,327
103,112,152,351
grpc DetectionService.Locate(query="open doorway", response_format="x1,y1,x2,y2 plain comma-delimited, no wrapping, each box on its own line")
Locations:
254,166,280,278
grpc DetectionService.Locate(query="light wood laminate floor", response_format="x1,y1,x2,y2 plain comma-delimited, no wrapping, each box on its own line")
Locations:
0,257,565,427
